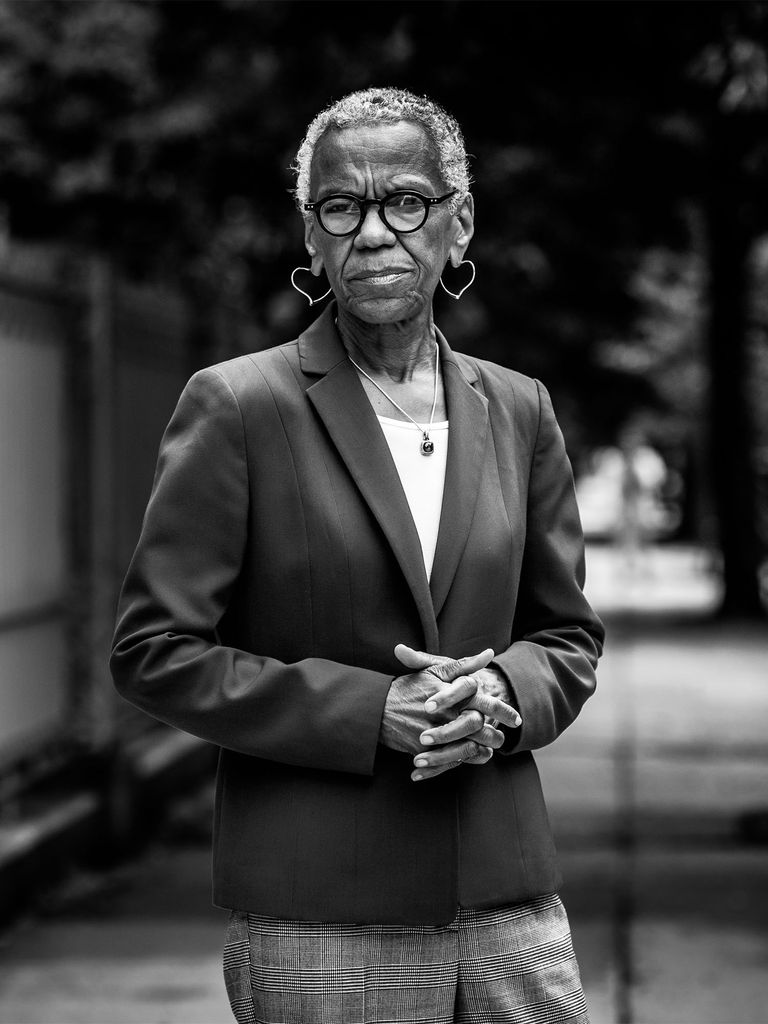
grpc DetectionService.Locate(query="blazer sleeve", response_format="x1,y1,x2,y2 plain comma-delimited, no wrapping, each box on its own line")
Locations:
109,367,393,775
492,380,604,753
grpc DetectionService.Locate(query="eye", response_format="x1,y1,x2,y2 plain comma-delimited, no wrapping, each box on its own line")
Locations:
387,193,423,210
321,197,359,216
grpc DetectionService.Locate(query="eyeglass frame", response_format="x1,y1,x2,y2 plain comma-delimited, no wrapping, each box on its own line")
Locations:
303,189,457,237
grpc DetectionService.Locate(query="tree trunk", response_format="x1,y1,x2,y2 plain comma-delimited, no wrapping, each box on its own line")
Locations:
704,117,764,618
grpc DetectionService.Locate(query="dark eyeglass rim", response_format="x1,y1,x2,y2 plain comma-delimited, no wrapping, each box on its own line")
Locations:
303,189,457,236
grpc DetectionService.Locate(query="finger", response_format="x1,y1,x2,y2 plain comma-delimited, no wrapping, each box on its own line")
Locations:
411,761,463,781
393,644,445,671
414,739,491,769
394,645,495,682
427,648,495,684
421,720,505,752
411,742,493,781
420,708,484,747
424,676,478,715
464,692,522,729
411,761,462,781
474,723,506,749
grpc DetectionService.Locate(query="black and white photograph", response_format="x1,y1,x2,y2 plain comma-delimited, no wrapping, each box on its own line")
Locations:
0,3,766,1023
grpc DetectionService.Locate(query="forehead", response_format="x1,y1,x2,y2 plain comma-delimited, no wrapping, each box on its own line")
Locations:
310,121,443,196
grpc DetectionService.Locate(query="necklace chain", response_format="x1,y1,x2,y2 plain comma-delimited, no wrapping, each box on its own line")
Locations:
347,343,440,456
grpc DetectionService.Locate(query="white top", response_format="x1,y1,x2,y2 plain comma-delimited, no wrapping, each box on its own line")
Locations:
377,414,449,580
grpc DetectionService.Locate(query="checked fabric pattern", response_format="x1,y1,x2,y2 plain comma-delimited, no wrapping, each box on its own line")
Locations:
222,893,589,1024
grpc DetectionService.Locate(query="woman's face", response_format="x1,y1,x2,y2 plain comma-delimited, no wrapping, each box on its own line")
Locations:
305,121,473,325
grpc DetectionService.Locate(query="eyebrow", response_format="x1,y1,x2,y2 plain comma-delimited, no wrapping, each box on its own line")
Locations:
316,177,440,199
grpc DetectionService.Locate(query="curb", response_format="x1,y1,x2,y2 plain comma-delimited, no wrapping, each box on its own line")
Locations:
0,729,217,924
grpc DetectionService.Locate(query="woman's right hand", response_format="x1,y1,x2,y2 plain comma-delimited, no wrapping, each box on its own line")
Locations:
380,648,495,755
379,647,517,777
380,645,523,781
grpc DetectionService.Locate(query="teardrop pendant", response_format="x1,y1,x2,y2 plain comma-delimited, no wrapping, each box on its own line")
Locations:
421,434,435,456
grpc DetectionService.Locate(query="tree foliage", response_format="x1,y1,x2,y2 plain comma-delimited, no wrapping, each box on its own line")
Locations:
0,0,766,612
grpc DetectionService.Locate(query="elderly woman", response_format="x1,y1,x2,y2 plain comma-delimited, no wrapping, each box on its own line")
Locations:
111,87,603,1024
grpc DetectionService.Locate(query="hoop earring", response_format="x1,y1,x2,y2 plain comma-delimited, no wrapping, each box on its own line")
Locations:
439,259,476,301
291,266,332,306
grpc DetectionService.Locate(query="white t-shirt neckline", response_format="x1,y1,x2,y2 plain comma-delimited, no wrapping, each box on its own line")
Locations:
376,414,450,430
376,415,449,580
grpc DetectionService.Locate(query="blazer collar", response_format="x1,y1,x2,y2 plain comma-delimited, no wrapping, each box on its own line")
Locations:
428,337,487,619
297,302,347,375
300,303,487,647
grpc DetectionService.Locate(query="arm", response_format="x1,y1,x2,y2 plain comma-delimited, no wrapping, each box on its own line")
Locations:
110,367,392,776
492,380,604,753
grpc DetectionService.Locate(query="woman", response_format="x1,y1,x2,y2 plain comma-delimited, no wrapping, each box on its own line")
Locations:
111,87,604,1024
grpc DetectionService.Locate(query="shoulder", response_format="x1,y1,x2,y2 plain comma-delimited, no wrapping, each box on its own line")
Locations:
195,340,300,387
183,340,301,406
453,353,568,468
453,350,545,417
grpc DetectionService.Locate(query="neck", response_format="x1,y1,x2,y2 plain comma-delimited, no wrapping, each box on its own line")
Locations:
335,307,437,383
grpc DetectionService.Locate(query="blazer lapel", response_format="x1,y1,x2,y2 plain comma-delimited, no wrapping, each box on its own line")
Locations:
300,307,440,652
429,335,489,619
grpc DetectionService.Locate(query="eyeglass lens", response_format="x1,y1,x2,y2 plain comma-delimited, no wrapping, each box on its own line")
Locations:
319,194,427,235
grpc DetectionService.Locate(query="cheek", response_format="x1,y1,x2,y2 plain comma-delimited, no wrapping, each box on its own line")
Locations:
316,251,342,286
410,245,449,284
403,229,451,275
319,241,351,277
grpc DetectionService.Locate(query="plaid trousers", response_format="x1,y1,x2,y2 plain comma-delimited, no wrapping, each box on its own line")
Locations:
223,893,589,1024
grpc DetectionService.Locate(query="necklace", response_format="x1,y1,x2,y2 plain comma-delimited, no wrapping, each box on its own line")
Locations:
347,343,440,456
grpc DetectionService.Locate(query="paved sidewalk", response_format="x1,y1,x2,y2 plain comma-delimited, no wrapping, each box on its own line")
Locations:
0,544,766,1024
0,802,229,1024
541,544,768,1024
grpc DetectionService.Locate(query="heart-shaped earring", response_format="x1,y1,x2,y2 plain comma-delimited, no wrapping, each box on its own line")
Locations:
290,266,332,306
439,259,476,300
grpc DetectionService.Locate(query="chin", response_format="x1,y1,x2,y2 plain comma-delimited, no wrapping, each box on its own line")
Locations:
344,293,426,325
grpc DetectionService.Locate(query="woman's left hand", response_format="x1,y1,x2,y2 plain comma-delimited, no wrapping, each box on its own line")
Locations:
394,645,522,782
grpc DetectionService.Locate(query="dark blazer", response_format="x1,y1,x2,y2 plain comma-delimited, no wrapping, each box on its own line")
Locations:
110,302,604,925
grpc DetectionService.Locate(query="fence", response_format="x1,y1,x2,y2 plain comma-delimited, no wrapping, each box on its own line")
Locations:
0,270,71,781
0,244,194,835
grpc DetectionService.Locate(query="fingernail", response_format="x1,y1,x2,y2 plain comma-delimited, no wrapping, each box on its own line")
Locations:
515,716,522,727
414,757,428,767
412,773,424,782
420,734,435,745
425,700,437,713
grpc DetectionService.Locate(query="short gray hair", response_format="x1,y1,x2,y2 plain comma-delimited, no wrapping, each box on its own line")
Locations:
292,87,472,213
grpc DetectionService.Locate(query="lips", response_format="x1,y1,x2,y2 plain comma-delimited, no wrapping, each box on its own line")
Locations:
351,267,412,285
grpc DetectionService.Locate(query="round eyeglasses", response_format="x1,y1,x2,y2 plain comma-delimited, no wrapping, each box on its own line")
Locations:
303,189,456,237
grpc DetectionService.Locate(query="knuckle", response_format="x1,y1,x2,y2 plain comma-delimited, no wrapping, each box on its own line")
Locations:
460,709,484,732
463,741,490,763
451,661,476,682
470,692,492,713
429,659,457,680
484,726,504,747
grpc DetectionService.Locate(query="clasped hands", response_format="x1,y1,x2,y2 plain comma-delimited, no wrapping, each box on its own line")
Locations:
379,644,522,782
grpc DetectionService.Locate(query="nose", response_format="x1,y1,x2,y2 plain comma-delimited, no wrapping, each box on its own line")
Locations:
353,204,396,249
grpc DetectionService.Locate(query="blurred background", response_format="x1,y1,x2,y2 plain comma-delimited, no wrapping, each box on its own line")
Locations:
0,1,766,1022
